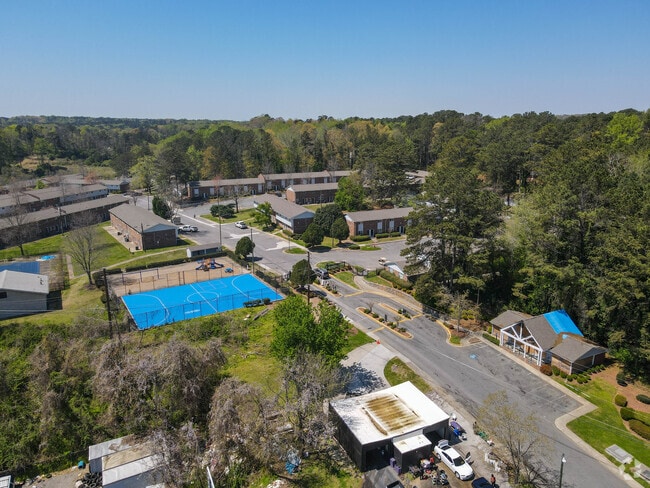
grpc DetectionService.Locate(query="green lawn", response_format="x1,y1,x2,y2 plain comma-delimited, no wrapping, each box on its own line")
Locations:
384,357,432,394
563,377,650,482
360,245,380,251
365,272,392,287
333,271,359,289
0,234,64,260
286,247,307,254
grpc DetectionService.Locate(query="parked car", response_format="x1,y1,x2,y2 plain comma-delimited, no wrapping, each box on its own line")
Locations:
179,225,198,233
434,440,474,480
471,477,492,488
235,221,247,229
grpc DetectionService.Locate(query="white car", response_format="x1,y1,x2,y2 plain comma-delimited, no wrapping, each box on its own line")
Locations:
434,440,474,480
235,221,247,229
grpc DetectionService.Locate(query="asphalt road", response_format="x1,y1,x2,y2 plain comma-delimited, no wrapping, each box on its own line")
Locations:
137,196,629,487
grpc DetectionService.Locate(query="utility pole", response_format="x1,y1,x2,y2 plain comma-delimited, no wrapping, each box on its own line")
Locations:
103,268,113,339
306,250,311,306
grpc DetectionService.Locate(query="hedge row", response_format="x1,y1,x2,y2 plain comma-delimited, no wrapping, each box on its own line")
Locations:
482,333,500,345
379,270,413,291
375,231,402,239
351,235,371,242
629,419,650,440
620,407,635,421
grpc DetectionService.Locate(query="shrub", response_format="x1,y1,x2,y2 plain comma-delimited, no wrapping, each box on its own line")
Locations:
552,365,561,376
379,270,413,290
349,244,360,250
615,394,628,407
629,419,650,440
351,235,371,242
620,407,635,421
636,394,650,405
560,371,568,379
567,374,575,382
482,333,500,345
375,232,390,239
540,364,553,376
616,371,628,386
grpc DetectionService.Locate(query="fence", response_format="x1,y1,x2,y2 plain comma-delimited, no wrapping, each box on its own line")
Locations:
110,264,246,296
128,286,278,329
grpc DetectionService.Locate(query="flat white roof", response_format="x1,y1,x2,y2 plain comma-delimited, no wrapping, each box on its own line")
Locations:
102,453,163,486
330,381,449,445
394,433,431,454
0,475,12,488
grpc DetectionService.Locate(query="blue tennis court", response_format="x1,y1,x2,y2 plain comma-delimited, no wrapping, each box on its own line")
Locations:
122,273,283,329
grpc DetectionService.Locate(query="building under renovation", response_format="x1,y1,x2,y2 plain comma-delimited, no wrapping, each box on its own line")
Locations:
329,381,449,471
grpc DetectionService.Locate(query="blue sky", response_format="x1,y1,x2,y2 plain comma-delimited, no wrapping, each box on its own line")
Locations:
1,1,649,120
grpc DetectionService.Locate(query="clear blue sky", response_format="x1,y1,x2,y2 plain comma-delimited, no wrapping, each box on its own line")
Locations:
2,0,649,120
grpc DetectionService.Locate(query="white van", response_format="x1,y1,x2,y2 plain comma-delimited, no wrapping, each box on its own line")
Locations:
314,268,329,280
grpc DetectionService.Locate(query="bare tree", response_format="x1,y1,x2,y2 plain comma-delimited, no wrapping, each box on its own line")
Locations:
2,184,35,256
277,352,343,453
477,391,554,487
148,423,202,488
63,214,101,285
207,378,277,484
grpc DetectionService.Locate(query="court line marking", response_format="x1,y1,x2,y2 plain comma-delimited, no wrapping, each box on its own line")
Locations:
189,284,219,313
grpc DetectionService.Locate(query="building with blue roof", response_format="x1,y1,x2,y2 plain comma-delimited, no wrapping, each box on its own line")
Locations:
543,310,583,337
490,309,606,374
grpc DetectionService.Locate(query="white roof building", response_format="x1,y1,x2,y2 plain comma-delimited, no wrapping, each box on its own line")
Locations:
0,270,49,319
89,435,164,488
329,381,449,471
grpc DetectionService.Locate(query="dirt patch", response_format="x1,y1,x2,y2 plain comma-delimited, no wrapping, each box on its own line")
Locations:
593,365,650,413
24,466,86,488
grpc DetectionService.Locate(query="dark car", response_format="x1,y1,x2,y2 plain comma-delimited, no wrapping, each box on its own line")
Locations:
472,477,492,488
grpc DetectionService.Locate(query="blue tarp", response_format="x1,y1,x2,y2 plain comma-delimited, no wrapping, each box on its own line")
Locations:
543,310,583,337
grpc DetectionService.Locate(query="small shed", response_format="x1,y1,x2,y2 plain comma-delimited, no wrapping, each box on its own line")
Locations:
186,242,223,258
88,435,164,488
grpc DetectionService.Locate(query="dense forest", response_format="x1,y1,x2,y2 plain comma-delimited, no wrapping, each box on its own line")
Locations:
0,109,648,480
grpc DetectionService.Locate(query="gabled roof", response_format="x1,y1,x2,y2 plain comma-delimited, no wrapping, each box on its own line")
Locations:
110,204,178,233
0,270,49,294
261,170,330,180
490,310,533,327
287,182,339,192
521,315,559,350
345,207,413,223
551,335,607,363
0,194,129,229
253,194,314,220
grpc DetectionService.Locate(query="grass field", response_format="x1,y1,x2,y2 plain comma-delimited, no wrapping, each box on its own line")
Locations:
564,378,650,484
333,271,359,289
384,357,432,394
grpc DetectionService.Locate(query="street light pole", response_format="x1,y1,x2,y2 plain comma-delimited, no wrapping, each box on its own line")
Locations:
559,453,566,488
250,226,254,274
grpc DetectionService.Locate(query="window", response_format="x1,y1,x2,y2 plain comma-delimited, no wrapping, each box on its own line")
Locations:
0,291,7,299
